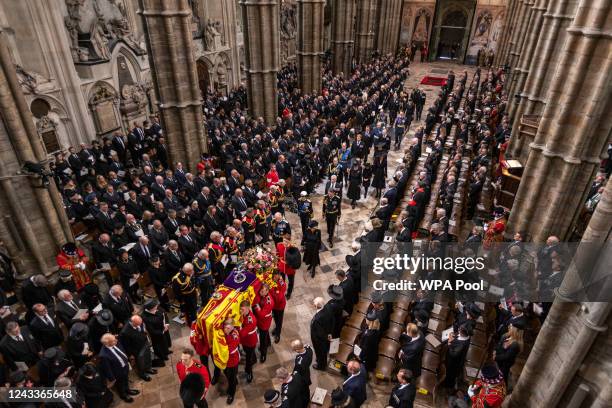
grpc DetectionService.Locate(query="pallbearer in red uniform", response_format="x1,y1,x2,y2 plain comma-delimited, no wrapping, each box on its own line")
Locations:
270,270,287,344
190,321,210,371
276,233,297,298
253,284,274,363
176,348,210,408
222,319,240,405
238,300,258,383
469,363,507,408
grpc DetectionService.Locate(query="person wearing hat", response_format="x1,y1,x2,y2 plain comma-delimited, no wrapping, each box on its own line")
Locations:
66,322,93,368
29,303,64,350
388,368,416,408
357,311,380,372
399,323,425,379
322,188,342,247
494,323,523,383
347,160,363,209
468,363,507,408
443,324,471,389
297,191,313,244
54,268,77,296
88,309,115,354
276,366,310,408
303,220,321,278
453,301,481,336
331,386,355,408
180,371,208,408
76,362,114,408
142,298,172,365
263,389,282,407
327,284,345,338
37,346,72,387
56,242,91,290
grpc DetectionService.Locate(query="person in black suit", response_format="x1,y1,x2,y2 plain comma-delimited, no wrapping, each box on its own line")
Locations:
410,290,434,322
36,347,73,387
132,236,153,273
398,323,425,379
177,226,199,261
29,303,64,349
0,322,42,370
116,250,141,303
335,270,355,315
291,339,313,386
104,285,134,328
242,180,259,207
396,220,412,242
163,240,185,276
276,366,310,408
231,189,249,216
443,325,470,389
119,315,156,381
325,175,344,198
357,312,380,372
389,368,416,408
111,132,127,163
148,220,169,255
98,333,140,402
342,360,367,407
147,256,171,311
374,198,393,231
496,303,527,338
66,322,93,369
141,298,171,365
21,274,53,323
310,297,334,370
76,363,114,408
382,181,398,208
96,202,116,234
56,289,90,328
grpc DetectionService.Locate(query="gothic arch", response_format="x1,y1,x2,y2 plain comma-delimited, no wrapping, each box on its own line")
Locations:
111,45,145,87
196,57,214,96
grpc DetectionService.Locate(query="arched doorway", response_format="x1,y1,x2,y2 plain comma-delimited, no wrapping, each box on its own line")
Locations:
430,0,476,62
196,59,210,98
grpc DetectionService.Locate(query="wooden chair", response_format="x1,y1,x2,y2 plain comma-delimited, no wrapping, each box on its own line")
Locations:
345,313,365,330
415,369,437,405
383,321,404,341
421,349,441,373
378,338,400,360
339,325,361,346
374,355,397,381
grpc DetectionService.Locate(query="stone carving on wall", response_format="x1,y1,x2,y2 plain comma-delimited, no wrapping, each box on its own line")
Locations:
36,115,58,133
65,0,89,62
106,1,146,54
188,0,203,36
16,65,41,94
280,2,297,63
473,11,493,42
89,84,120,135
91,17,111,60
205,20,224,51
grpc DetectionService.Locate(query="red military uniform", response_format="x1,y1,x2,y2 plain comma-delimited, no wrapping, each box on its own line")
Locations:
225,329,241,368
270,278,287,312
239,311,258,348
224,235,239,261
470,379,506,408
176,359,211,387
253,294,274,331
56,247,91,290
189,322,209,356
276,242,296,276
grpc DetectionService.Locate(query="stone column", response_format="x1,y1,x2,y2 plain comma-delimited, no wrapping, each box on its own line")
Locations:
297,0,325,94
507,181,612,407
506,0,612,242
354,0,377,63
375,0,402,55
331,0,357,77
508,0,580,161
494,0,517,67
507,0,534,71
0,32,73,278
138,0,207,171
507,0,547,116
240,0,280,124
499,0,524,67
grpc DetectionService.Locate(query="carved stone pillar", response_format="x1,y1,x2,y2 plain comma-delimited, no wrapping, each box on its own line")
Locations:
502,0,526,66
297,0,325,93
506,0,612,242
331,0,357,77
375,0,402,55
507,0,534,71
0,32,73,278
354,0,376,63
507,0,547,116
494,0,517,67
240,0,280,124
138,0,207,170
508,0,580,161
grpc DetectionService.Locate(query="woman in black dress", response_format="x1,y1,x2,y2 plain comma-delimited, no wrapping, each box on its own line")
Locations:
66,322,93,369
302,221,321,278
494,324,523,384
372,155,387,198
347,161,363,209
76,363,114,408
362,163,372,198
357,312,380,372
116,249,141,303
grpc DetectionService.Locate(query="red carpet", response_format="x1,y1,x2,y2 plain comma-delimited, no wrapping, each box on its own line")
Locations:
420,76,448,86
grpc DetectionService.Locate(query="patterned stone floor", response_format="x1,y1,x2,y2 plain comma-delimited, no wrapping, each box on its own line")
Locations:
113,61,476,408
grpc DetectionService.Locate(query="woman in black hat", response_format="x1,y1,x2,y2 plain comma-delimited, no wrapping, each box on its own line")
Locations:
347,160,363,209
88,309,115,354
66,322,93,369
330,387,355,408
37,347,73,387
302,220,321,278
357,311,380,372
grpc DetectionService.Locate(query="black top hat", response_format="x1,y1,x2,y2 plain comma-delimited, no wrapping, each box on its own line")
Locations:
481,363,504,384
308,220,318,228
62,243,77,256
144,298,159,311
96,309,114,326
327,284,344,300
331,387,349,406
263,389,280,404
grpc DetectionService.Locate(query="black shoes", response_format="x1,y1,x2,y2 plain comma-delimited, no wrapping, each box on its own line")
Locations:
246,372,253,383
274,336,280,344
127,389,140,395
226,395,234,404
140,375,151,382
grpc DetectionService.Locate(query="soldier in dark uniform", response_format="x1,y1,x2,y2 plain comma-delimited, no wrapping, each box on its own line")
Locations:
241,208,257,249
322,189,341,248
276,367,310,408
141,298,171,366
389,368,416,408
172,263,198,325
192,250,214,307
297,192,313,245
